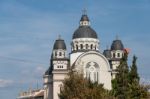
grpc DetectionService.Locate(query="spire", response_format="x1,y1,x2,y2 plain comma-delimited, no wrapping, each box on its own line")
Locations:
80,9,90,26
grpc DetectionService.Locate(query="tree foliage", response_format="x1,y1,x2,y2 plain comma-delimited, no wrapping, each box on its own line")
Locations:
59,71,113,99
112,54,149,99
59,54,149,99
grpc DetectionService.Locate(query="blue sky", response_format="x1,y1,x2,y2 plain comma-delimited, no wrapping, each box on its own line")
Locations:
0,0,150,98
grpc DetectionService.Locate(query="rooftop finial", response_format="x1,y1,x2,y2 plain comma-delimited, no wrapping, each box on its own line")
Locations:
116,34,119,40
82,8,87,15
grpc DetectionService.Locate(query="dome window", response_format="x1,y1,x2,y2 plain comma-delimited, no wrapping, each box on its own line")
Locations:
80,44,83,50
86,44,88,49
91,44,93,50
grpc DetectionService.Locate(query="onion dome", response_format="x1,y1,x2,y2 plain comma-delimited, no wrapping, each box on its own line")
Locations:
103,49,111,58
111,39,124,50
53,37,66,50
72,12,98,39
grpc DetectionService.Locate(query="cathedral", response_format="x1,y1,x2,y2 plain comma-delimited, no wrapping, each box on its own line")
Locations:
17,11,125,99
43,12,125,99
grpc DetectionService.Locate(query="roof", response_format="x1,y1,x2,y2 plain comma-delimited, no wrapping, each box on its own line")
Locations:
111,40,124,50
73,26,98,39
53,38,66,50
103,49,111,58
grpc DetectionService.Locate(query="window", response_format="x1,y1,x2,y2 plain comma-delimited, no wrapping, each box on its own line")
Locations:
117,53,120,58
86,44,88,49
91,44,93,50
113,53,115,58
97,72,99,82
86,62,100,82
76,45,78,50
59,52,62,56
95,45,97,50
80,44,83,50
55,52,57,57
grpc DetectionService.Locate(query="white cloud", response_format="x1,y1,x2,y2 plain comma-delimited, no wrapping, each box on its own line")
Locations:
0,79,14,88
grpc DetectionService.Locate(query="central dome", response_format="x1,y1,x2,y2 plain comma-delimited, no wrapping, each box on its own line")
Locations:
73,26,98,39
72,14,98,39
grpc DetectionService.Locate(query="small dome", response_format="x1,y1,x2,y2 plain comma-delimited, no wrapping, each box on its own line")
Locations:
80,15,89,21
111,40,124,50
73,26,98,39
103,49,111,58
53,38,66,50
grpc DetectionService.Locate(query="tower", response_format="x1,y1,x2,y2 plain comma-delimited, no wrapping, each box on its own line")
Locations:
103,37,125,79
43,36,69,99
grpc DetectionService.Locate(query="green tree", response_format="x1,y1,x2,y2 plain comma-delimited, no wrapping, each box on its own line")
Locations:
59,71,113,99
112,53,129,99
129,56,149,99
128,56,140,99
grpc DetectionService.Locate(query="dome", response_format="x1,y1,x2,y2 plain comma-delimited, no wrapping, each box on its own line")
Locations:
73,26,98,39
103,49,111,58
53,38,66,50
111,40,124,50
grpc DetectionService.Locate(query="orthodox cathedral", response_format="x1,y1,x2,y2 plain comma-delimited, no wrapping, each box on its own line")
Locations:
18,11,125,99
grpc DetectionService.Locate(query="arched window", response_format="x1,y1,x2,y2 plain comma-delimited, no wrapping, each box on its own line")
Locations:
86,44,88,49
117,53,120,58
86,62,100,82
91,44,93,50
80,44,83,50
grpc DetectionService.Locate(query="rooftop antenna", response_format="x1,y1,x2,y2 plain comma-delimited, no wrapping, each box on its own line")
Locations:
83,0,88,15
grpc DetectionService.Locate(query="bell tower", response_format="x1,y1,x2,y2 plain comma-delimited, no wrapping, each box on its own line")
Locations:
43,36,69,99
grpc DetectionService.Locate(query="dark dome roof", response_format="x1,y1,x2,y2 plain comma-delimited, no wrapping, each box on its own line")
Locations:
73,26,98,39
111,40,124,50
53,39,66,50
103,49,111,58
80,15,89,21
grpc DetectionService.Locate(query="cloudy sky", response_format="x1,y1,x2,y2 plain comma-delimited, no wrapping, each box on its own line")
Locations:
0,0,150,98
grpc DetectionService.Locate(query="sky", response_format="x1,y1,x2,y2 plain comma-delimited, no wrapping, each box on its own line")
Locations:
0,0,150,99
